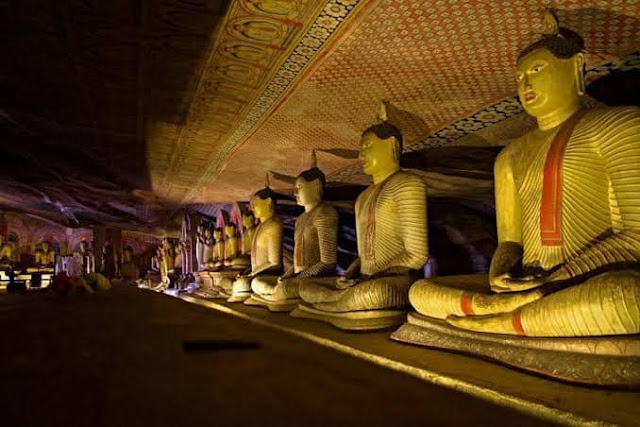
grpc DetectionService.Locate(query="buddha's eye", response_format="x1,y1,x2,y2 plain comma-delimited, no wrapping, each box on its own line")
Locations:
530,64,545,73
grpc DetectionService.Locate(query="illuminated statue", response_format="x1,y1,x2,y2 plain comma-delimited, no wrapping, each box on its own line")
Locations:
241,211,256,257
223,222,248,268
229,177,283,302
159,238,175,285
36,241,56,267
293,106,429,330
407,11,640,337
0,235,14,265
202,227,215,269
195,222,206,271
210,228,224,269
250,152,338,311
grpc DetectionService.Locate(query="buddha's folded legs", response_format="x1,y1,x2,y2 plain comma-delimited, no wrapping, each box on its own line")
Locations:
409,279,543,319
299,275,412,312
447,270,640,336
253,276,302,301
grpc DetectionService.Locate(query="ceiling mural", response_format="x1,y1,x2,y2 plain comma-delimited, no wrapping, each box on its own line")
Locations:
194,0,640,203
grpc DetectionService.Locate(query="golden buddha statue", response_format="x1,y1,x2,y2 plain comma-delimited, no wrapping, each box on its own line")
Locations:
241,210,256,256
211,228,225,269
229,180,283,302
159,238,175,286
195,222,206,271
0,235,14,265
223,222,248,268
248,153,339,311
35,241,56,268
293,109,429,330
202,226,215,270
75,240,95,275
406,11,640,338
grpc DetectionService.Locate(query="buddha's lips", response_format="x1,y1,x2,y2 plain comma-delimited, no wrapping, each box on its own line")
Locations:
524,92,536,102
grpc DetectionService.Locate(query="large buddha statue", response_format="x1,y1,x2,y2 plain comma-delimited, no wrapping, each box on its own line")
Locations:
241,210,256,258
293,112,429,330
249,154,338,311
228,181,283,302
406,11,640,339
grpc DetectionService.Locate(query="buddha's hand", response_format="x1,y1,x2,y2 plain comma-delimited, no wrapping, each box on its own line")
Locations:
490,272,544,293
336,276,358,289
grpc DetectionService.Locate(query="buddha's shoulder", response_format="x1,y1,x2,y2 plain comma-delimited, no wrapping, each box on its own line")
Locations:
387,170,426,188
314,202,338,218
582,105,640,123
262,216,283,229
579,106,640,138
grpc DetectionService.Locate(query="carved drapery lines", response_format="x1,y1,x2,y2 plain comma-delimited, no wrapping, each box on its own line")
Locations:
159,0,314,200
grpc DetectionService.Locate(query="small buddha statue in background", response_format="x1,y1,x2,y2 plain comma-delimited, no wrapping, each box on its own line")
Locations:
36,241,56,268
223,222,245,267
0,235,14,265
151,248,161,272
174,244,183,273
120,247,139,282
195,222,206,271
408,11,640,337
229,178,283,302
294,108,429,330
203,227,215,270
211,228,225,269
250,152,338,311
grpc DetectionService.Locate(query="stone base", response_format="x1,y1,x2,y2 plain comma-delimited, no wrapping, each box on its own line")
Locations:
391,312,640,388
244,295,300,312
290,304,407,331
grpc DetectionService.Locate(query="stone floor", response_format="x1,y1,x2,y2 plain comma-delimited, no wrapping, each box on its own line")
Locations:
0,284,637,426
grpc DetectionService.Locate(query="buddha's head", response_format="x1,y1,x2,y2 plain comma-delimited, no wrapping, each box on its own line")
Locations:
241,211,255,229
516,11,585,119
360,122,403,177
204,227,213,239
295,167,325,207
41,241,50,253
250,188,276,221
79,240,88,253
213,228,223,241
224,223,236,238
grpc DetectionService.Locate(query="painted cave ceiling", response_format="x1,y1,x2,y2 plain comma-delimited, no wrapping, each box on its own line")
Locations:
2,0,639,229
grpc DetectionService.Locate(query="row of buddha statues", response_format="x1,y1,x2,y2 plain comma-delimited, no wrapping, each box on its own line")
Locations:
171,12,639,386
195,218,253,271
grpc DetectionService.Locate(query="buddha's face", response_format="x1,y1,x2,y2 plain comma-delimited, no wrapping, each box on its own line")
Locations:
79,241,88,252
295,177,321,207
204,228,212,238
516,49,582,118
251,195,272,220
360,132,397,176
214,229,222,240
242,213,254,228
42,242,49,252
225,225,235,238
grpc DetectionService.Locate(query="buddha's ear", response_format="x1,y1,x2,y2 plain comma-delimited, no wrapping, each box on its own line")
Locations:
574,53,586,96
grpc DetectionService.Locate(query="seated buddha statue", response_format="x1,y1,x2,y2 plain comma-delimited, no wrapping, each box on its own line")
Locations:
0,235,14,266
228,182,283,302
202,227,215,270
211,228,225,269
239,210,256,264
249,154,338,311
407,11,640,338
195,222,206,271
35,241,56,268
223,222,247,268
293,113,429,330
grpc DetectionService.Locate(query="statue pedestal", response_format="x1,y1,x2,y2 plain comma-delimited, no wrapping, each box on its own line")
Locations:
291,303,406,331
244,294,300,312
391,276,640,388
194,270,238,299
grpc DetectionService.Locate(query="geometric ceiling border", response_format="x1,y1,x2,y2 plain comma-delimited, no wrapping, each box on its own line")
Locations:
329,51,640,183
185,0,377,201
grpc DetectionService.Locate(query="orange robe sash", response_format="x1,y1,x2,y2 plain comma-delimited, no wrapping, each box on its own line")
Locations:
540,111,586,247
